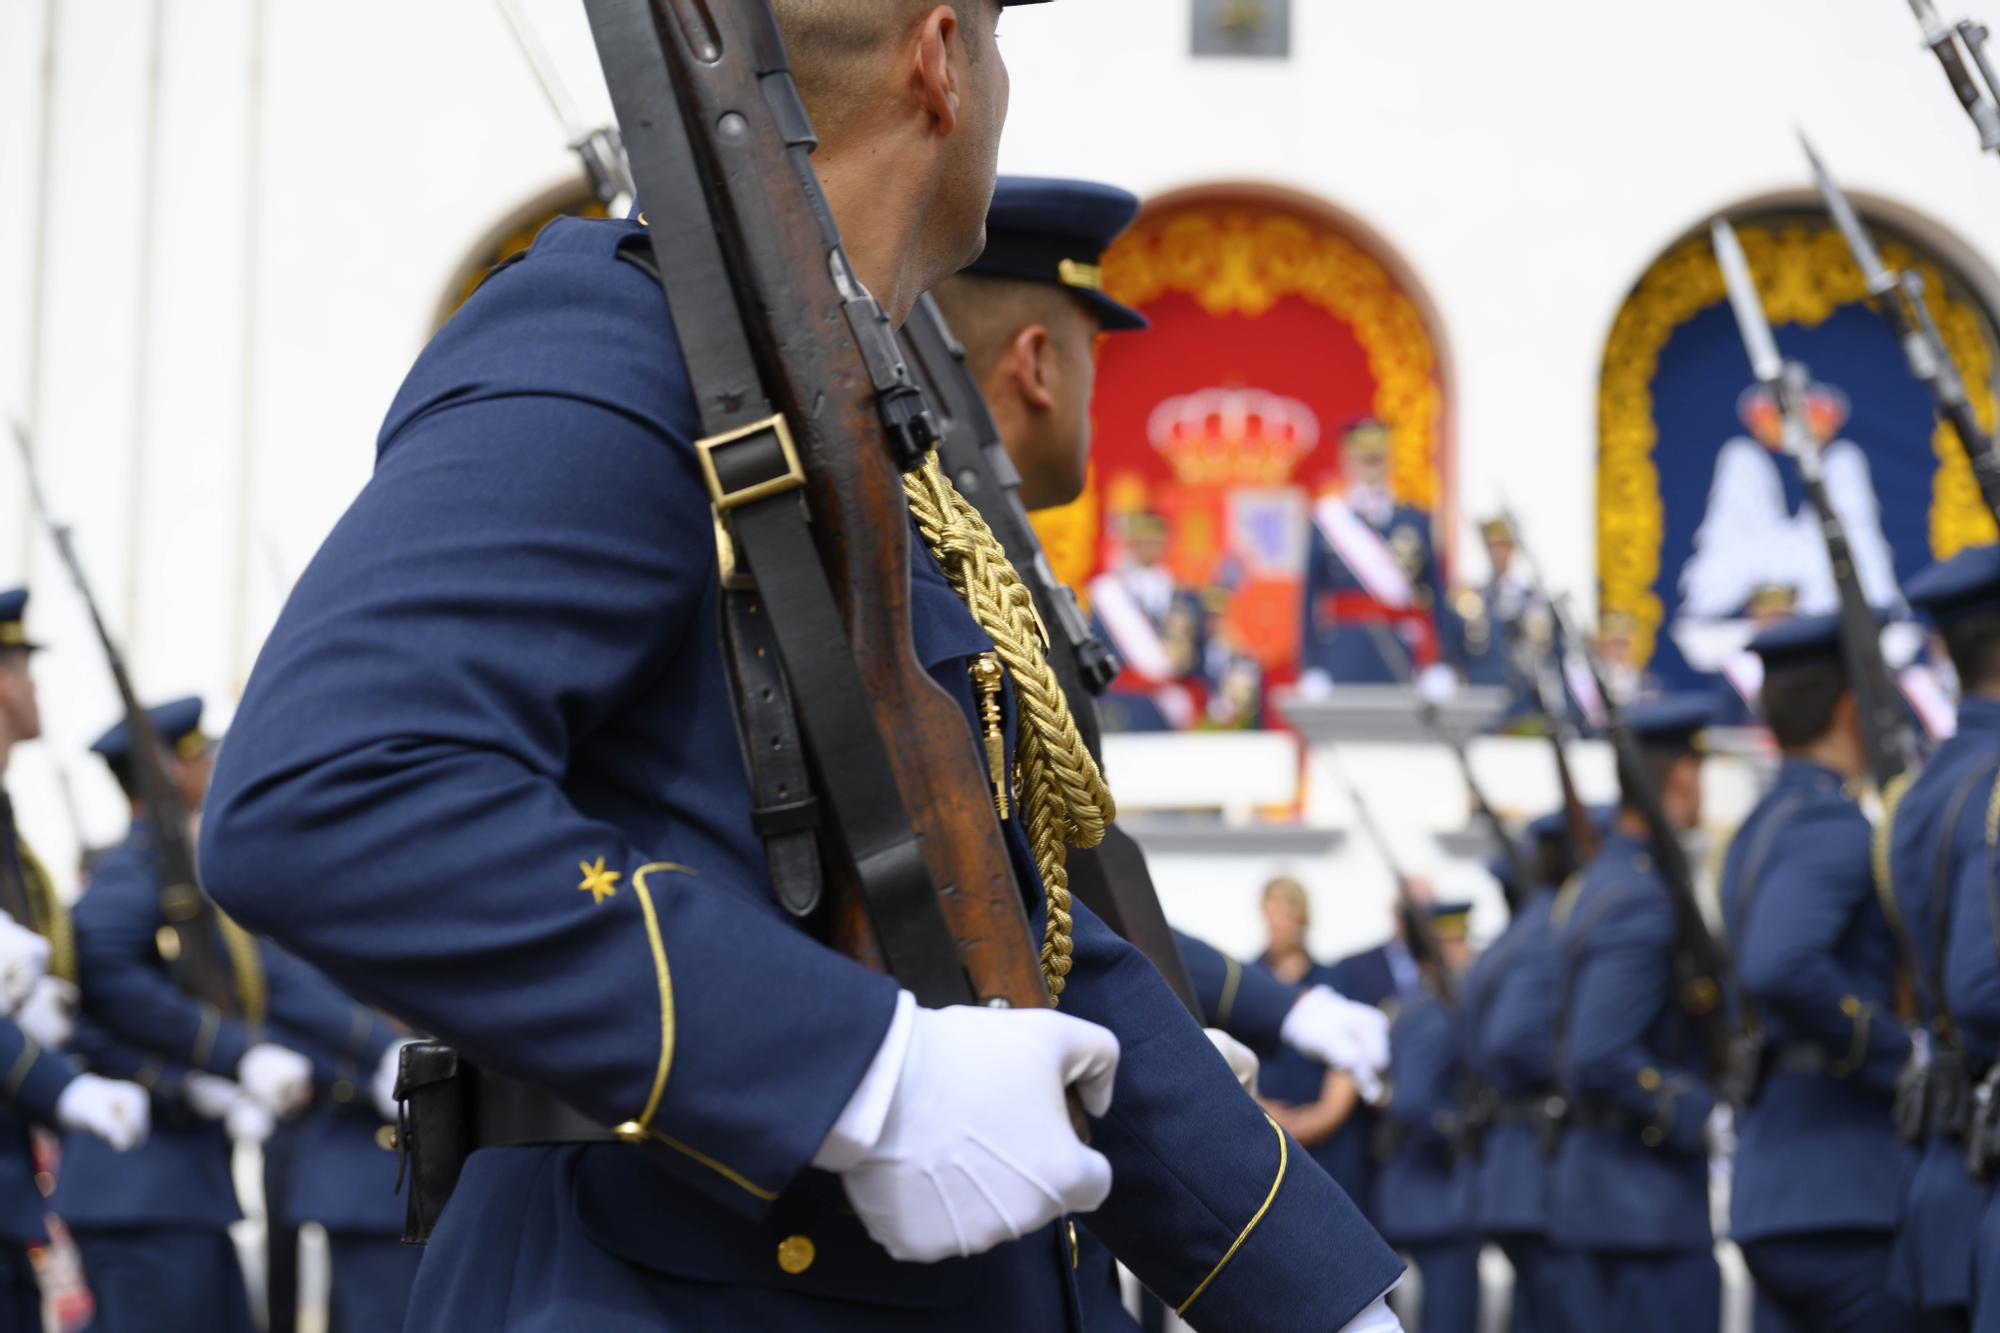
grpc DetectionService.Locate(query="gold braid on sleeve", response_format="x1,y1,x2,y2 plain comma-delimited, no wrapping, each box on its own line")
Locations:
903,455,1116,1001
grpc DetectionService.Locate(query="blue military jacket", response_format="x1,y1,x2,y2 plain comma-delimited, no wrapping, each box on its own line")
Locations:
1722,760,1911,1243
200,215,1400,1330
1468,886,1558,1237
1178,930,1296,1056
1301,502,1449,684
1548,832,1715,1252
1373,990,1473,1245
1884,697,2000,1308
59,829,401,1229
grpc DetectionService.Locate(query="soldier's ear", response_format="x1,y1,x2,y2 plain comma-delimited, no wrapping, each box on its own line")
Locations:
911,5,962,137
1006,324,1055,413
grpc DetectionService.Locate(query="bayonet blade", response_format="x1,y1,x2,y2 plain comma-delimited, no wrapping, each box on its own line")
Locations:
1910,0,1950,39
1800,132,1897,297
1711,220,1785,385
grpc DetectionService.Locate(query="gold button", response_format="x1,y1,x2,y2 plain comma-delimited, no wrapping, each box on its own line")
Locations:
1637,1067,1661,1091
776,1235,815,1275
375,1125,398,1152
332,1079,356,1104
1641,1125,1665,1149
1841,996,1862,1017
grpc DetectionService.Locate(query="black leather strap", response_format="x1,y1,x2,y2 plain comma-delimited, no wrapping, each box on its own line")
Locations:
719,587,822,919
470,1067,616,1148
594,30,977,1007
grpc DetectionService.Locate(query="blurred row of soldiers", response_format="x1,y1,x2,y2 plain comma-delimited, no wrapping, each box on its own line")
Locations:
0,593,417,1330
1202,545,2000,1333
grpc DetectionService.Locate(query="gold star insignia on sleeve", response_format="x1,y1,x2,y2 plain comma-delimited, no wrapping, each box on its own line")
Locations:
578,856,622,904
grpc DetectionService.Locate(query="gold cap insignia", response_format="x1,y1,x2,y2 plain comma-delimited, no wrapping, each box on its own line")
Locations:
1057,259,1104,292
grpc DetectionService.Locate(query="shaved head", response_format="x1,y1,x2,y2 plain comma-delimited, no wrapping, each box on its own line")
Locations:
931,274,1072,379
775,1,991,144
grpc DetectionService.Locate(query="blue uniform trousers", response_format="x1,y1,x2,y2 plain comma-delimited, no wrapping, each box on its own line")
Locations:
74,1226,253,1333
1739,1230,1909,1333
0,1243,37,1333
1496,1232,1557,1333
325,1234,422,1333
1398,1240,1478,1333
1542,1247,1717,1333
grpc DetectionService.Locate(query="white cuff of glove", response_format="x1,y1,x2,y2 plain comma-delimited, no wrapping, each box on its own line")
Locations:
238,1043,313,1117
56,1073,150,1153
1338,1293,1406,1333
822,999,1119,1263
0,917,50,1014
1282,984,1390,1102
225,1094,276,1145
184,1073,243,1122
15,976,77,1051
1203,1028,1260,1094
813,991,917,1172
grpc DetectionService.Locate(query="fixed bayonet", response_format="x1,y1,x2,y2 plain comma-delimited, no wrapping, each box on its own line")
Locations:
1905,0,2000,152
495,0,634,210
1801,131,2000,521
1711,218,1917,787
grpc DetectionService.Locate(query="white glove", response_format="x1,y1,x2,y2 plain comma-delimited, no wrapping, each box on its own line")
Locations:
1204,1028,1259,1094
225,1093,275,1145
1282,985,1391,1103
1338,1294,1406,1333
372,1040,412,1122
237,1043,312,1117
0,917,50,1013
814,992,1119,1263
55,1073,150,1152
15,977,76,1051
183,1072,243,1121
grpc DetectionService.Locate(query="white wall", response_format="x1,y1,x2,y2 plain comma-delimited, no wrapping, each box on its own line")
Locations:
2,0,1993,898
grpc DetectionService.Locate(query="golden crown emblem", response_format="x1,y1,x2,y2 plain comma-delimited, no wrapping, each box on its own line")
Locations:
1146,387,1320,487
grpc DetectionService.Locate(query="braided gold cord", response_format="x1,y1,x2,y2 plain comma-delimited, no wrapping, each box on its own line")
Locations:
13,835,74,986
902,455,1116,1000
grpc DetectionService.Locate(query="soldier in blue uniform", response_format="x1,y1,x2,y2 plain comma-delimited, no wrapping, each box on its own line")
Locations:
1301,420,1449,688
198,4,1406,1329
0,590,154,1326
63,697,409,1332
1374,902,1479,1333
1447,516,1534,693
1720,613,1917,1332
1546,695,1722,1333
1468,811,1583,1333
1884,544,2000,1333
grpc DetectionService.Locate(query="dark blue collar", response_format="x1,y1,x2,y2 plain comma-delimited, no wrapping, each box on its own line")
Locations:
1772,757,1847,793
1958,696,2000,735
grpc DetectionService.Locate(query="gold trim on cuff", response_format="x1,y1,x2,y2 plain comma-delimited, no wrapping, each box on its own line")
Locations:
630,862,693,1134
1177,1112,1289,1316
4,1038,38,1097
1216,956,1242,1031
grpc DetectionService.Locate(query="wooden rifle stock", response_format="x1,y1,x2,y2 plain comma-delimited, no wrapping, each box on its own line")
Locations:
584,0,1055,1019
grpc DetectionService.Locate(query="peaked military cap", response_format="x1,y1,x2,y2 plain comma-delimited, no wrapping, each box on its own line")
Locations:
0,588,40,652
1907,544,2000,624
1428,899,1475,940
967,176,1149,332
1622,694,1714,749
1747,611,1853,670
91,696,212,766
